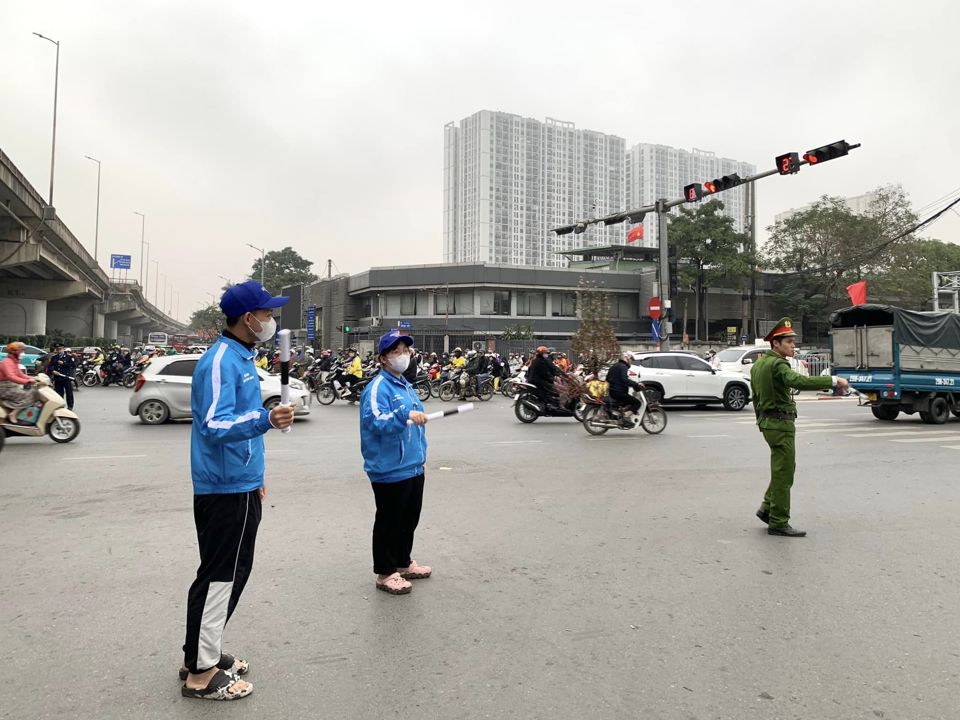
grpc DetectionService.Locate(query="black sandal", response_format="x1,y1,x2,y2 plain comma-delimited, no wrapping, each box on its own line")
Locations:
180,668,252,701
179,653,248,681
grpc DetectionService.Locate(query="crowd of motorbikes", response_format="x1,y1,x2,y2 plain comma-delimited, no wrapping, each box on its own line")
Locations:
291,346,668,438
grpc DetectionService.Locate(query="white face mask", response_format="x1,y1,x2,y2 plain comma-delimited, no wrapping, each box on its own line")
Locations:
387,354,410,374
247,314,277,342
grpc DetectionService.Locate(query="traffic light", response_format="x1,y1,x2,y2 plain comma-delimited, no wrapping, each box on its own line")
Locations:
803,140,853,165
683,183,703,203
553,222,587,236
775,152,800,175
344,325,352,333
703,174,742,195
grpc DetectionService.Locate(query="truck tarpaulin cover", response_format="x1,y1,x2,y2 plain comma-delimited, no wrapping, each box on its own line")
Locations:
830,304,960,350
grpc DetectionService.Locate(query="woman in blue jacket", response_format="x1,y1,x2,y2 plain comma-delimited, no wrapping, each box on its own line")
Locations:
360,330,430,595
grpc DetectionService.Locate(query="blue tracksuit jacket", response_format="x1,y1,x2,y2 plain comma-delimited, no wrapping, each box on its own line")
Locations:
360,370,427,483
190,335,273,494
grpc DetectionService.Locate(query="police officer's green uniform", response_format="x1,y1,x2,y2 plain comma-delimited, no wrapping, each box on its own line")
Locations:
751,318,834,532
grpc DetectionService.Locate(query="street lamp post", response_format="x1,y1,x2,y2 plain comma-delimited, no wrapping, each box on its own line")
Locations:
84,156,101,263
33,32,60,208
135,211,146,287
152,260,159,306
161,274,167,314
246,243,266,286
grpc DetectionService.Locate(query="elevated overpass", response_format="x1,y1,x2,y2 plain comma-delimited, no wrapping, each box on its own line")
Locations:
0,148,185,343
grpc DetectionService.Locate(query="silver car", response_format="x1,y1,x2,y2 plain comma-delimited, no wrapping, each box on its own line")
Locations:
129,355,311,425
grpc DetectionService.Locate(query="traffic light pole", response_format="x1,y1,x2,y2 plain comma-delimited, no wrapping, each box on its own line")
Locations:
656,199,672,351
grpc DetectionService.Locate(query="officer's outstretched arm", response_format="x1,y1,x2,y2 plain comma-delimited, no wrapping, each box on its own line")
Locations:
774,360,834,392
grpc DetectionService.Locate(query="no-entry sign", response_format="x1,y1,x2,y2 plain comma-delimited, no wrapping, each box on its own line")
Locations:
648,296,662,320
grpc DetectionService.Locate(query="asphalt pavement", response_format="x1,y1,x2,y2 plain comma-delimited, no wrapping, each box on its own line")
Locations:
2,387,960,719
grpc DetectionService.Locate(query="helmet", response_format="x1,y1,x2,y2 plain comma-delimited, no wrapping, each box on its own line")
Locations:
536,345,548,354
5,341,24,354
467,349,477,357
454,347,462,353
321,350,330,357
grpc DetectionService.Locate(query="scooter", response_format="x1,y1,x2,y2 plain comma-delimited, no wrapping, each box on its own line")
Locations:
0,373,81,443
580,385,667,436
513,380,586,423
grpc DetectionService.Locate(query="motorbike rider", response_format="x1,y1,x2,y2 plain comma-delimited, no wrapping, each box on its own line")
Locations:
460,350,482,398
607,351,643,418
47,342,77,411
0,342,39,420
402,346,420,384
255,349,269,370
527,345,562,407
449,347,466,370
337,347,364,396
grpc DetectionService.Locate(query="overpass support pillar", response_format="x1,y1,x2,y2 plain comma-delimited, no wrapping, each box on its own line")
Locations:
0,297,47,336
104,318,118,340
47,298,105,340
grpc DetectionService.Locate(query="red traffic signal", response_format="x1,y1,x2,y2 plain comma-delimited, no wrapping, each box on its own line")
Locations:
703,174,742,195
803,140,854,165
683,183,703,203
775,152,800,175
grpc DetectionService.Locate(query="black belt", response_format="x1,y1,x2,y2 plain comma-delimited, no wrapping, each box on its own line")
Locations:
761,410,797,422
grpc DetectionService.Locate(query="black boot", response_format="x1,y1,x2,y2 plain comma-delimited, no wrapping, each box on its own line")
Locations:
767,525,806,537
756,508,770,525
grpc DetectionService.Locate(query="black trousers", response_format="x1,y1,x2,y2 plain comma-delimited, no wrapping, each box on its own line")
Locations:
371,474,425,576
183,490,261,674
54,377,74,410
610,390,641,413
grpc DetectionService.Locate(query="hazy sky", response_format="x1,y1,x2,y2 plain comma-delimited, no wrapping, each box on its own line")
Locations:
4,0,958,320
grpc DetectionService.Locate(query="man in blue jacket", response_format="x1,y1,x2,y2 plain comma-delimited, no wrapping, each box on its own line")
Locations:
360,329,430,595
180,281,294,701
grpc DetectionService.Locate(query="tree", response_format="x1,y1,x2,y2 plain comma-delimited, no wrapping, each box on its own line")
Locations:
247,246,318,295
189,304,226,340
571,278,620,373
668,200,753,340
763,186,920,337
872,239,960,310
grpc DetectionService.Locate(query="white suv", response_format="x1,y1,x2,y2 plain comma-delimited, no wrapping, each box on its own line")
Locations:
628,351,751,411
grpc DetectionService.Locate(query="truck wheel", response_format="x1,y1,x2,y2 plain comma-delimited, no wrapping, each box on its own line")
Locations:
871,405,900,421
923,397,950,425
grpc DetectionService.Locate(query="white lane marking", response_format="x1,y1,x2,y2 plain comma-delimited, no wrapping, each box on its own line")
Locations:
64,454,148,461
687,434,730,438
943,446,960,450
891,437,960,444
845,430,955,438
488,440,544,445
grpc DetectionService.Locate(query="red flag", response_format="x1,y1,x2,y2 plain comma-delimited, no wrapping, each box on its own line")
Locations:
627,225,644,243
847,280,867,306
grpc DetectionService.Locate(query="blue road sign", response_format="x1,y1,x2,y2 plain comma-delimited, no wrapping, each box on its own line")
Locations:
306,306,316,341
110,254,132,270
398,320,412,329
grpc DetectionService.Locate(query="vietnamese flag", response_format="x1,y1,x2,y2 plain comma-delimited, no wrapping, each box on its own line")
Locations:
627,225,644,243
847,280,867,306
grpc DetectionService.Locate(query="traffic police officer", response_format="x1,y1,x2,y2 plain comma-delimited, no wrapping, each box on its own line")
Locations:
48,343,77,411
751,318,849,537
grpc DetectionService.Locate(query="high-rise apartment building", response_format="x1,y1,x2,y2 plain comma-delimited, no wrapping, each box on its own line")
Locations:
624,144,756,249
773,190,880,225
444,111,756,265
444,111,626,267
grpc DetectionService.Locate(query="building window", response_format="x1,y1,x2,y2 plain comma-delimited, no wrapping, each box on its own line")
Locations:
516,291,546,316
552,292,577,317
478,290,511,315
612,294,639,319
400,292,417,316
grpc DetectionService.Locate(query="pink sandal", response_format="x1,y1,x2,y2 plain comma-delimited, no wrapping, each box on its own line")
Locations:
376,572,412,595
399,560,432,580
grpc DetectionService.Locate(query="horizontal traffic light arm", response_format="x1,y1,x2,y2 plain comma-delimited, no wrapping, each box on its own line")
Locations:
549,139,860,233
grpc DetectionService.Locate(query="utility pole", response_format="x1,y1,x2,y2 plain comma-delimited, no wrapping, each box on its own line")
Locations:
135,211,146,286
655,200,673,351
85,156,101,263
748,181,758,341
33,32,59,209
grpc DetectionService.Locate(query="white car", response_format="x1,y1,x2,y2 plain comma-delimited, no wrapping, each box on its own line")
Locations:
628,351,751,411
713,346,810,380
129,354,311,424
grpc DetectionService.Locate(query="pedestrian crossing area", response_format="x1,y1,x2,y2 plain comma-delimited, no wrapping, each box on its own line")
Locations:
677,412,960,451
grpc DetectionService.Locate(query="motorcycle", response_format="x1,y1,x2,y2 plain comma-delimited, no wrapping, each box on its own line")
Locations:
512,380,586,423
439,369,494,402
0,373,81,443
82,362,103,387
315,363,377,405
580,386,667,436
411,373,432,402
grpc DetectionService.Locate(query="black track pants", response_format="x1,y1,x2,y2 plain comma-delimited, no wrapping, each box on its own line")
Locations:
182,490,261,674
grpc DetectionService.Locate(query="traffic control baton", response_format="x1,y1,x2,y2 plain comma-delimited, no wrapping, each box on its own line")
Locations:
407,402,475,425
278,329,292,434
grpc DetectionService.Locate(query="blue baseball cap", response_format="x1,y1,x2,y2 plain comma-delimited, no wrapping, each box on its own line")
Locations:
377,329,413,355
220,281,289,317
